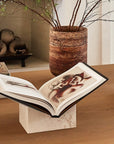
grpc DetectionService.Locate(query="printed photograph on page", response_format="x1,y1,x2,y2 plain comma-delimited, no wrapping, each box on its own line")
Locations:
40,66,97,108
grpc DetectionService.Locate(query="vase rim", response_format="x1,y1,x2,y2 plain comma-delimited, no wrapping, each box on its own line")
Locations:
51,26,87,33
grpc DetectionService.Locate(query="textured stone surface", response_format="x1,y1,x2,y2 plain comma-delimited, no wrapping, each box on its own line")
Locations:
19,104,76,133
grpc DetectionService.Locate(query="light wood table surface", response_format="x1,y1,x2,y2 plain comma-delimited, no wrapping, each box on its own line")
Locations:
0,64,114,144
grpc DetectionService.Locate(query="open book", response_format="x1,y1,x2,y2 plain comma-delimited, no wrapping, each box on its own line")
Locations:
0,63,108,117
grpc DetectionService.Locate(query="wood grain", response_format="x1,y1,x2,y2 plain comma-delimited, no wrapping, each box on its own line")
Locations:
0,64,114,144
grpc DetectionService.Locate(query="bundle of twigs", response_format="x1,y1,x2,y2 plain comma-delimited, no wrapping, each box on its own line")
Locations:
0,0,113,32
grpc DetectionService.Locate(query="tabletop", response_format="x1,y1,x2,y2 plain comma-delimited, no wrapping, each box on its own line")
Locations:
0,64,114,144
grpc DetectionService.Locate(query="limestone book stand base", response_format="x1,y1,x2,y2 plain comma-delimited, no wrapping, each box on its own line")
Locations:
19,104,76,133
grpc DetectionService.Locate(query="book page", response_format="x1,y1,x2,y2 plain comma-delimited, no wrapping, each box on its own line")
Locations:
0,74,48,101
39,64,97,109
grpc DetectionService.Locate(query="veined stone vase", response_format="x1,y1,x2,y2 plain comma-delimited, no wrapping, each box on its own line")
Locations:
49,26,87,76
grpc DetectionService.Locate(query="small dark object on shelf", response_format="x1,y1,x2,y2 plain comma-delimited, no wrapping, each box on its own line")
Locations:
9,36,27,54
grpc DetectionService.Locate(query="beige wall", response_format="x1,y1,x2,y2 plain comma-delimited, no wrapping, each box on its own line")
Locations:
0,3,50,61
102,1,114,64
31,16,49,61
0,5,32,50
88,22,102,65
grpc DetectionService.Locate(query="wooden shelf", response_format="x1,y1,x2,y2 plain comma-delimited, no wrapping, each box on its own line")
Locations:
0,52,32,67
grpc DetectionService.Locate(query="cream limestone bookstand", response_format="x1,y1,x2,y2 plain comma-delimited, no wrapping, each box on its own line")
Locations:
19,104,76,133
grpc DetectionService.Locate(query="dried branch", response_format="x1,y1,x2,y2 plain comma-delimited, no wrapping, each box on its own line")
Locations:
85,10,114,26
39,5,58,27
51,0,61,27
87,19,114,22
69,0,80,27
72,0,82,26
78,0,102,30
80,0,88,23
0,0,114,32
4,0,55,28
83,0,109,22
